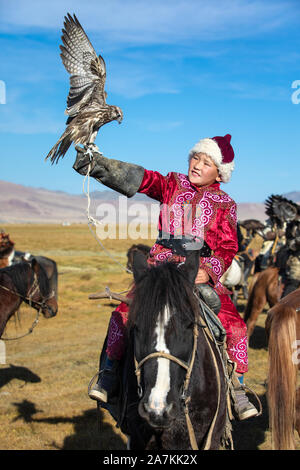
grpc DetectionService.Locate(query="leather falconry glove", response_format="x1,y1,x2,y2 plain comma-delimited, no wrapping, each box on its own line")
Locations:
73,145,145,198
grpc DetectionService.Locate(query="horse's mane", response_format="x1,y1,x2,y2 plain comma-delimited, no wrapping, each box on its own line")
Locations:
0,261,50,298
128,262,199,336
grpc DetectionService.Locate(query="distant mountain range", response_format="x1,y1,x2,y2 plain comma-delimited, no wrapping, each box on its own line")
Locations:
0,180,299,225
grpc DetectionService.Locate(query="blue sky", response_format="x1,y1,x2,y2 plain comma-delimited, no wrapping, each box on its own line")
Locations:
0,0,299,202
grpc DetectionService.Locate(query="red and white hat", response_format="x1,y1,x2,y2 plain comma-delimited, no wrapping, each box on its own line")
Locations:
189,134,235,183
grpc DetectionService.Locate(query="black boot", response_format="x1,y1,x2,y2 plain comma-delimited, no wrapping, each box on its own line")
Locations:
89,358,119,403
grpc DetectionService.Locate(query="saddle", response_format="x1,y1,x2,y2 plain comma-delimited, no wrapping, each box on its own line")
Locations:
194,283,226,343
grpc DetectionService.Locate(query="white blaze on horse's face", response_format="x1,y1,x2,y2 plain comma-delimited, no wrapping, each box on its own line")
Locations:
147,305,171,415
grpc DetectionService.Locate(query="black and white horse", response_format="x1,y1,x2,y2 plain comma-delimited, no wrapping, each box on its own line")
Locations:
115,250,229,450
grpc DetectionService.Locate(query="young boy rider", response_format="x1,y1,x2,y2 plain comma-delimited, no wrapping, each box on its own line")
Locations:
73,133,258,421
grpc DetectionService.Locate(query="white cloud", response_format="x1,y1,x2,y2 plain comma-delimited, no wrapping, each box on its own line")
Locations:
1,0,298,45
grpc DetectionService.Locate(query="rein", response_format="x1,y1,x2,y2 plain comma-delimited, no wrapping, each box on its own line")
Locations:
134,319,222,450
83,161,133,274
0,270,55,341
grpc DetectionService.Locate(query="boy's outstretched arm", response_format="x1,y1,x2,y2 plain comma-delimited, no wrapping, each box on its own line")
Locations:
73,145,145,198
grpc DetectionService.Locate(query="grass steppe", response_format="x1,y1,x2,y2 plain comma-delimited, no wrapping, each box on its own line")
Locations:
0,224,299,451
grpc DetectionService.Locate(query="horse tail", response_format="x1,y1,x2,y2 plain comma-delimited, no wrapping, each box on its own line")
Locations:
267,304,298,449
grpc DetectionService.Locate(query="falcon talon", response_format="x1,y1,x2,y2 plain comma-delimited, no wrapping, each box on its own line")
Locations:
84,148,95,162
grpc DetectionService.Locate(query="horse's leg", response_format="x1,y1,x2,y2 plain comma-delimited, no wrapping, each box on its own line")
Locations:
242,283,248,300
245,287,267,339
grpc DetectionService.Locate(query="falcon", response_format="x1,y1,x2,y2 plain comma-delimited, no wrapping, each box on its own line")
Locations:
46,13,123,164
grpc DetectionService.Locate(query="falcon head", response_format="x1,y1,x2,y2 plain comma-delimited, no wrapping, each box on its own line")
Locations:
112,106,123,124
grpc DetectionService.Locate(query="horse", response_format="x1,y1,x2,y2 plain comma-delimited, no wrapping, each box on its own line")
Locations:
0,231,15,268
0,232,58,303
0,258,58,339
243,267,281,339
113,250,229,450
265,288,300,449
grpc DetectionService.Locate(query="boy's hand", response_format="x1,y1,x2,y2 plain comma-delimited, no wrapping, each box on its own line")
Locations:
195,268,210,284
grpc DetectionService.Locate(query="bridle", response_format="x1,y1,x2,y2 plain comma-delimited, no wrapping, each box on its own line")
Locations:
134,315,222,450
0,267,56,341
135,322,199,401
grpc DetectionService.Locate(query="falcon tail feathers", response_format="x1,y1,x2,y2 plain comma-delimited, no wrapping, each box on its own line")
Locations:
45,131,73,165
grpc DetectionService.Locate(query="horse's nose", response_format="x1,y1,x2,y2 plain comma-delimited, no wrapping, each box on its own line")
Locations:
138,401,173,428
44,303,58,318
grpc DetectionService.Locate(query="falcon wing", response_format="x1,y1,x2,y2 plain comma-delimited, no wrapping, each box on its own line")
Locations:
265,194,299,228
59,13,107,120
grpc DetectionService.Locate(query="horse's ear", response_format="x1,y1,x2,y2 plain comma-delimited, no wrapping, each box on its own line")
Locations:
132,250,149,283
179,250,200,285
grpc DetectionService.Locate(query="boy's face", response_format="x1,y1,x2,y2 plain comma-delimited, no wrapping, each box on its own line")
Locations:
188,152,221,187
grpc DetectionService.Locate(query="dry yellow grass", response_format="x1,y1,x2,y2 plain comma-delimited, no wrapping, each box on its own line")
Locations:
0,224,299,450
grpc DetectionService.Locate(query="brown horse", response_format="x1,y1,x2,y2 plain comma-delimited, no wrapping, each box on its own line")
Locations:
265,288,300,449
0,258,58,338
243,267,282,338
0,231,15,268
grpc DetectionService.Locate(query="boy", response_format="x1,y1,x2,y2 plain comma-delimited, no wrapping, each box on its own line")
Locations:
73,134,258,420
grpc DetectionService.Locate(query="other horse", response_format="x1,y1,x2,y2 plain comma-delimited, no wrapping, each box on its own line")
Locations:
13,252,58,301
265,288,300,449
0,231,58,303
243,267,280,339
126,243,151,272
0,258,58,338
118,250,229,450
